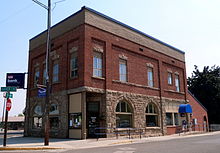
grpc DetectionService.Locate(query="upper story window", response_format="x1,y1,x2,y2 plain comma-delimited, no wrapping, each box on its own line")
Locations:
70,51,78,78
119,59,127,82
168,72,172,85
93,51,102,77
147,67,154,87
175,74,180,92
34,67,40,87
52,60,59,83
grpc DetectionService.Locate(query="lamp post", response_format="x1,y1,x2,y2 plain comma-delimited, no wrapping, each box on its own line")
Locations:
32,0,51,146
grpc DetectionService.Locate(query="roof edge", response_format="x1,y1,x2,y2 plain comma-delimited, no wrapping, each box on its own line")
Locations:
82,6,185,54
188,90,207,111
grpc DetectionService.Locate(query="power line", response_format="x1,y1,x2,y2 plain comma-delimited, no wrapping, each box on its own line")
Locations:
0,3,33,25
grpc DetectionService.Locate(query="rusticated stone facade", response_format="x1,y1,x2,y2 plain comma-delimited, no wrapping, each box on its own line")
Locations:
25,91,68,138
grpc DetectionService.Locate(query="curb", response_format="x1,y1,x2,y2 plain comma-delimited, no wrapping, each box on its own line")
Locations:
0,147,63,150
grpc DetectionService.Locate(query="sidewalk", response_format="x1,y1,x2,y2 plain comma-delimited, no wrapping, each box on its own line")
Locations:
0,131,219,151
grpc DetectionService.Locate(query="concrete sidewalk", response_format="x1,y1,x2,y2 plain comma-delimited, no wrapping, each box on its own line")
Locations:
0,131,219,151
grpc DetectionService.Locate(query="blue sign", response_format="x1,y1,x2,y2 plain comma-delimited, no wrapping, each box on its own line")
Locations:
6,73,25,89
38,88,46,97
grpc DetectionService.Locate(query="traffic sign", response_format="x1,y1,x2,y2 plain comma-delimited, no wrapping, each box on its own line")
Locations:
6,93,13,98
6,99,12,111
1,87,17,92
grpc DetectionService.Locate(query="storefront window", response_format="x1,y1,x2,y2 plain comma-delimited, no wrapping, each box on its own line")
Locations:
116,101,132,128
33,117,42,129
166,113,173,125
49,117,59,129
69,113,82,128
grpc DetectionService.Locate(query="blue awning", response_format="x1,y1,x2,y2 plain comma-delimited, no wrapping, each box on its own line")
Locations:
178,104,192,113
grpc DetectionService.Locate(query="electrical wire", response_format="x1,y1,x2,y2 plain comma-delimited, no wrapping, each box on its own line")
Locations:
52,0,66,11
0,3,33,25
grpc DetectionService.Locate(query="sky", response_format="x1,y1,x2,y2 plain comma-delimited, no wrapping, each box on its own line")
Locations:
0,0,220,117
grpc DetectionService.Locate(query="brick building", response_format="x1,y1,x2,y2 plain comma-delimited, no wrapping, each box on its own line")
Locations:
25,6,195,139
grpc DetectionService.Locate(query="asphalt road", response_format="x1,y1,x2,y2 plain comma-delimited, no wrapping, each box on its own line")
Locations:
3,133,220,153
62,133,220,153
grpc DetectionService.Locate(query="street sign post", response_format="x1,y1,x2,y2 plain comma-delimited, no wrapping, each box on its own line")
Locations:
1,87,17,92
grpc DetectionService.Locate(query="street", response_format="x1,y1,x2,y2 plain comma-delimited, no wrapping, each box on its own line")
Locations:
62,133,220,153
3,133,220,153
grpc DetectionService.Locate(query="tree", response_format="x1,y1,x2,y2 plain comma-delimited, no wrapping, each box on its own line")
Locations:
187,65,220,124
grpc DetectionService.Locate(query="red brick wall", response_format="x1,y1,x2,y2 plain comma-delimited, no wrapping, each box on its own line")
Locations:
28,23,187,101
188,92,209,131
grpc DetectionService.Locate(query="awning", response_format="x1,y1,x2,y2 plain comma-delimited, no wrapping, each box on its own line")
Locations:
178,104,192,113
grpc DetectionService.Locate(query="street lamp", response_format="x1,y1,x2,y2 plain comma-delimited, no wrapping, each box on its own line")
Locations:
32,0,51,146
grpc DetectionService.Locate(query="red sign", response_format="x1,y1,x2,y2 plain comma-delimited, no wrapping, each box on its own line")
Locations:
6,99,12,111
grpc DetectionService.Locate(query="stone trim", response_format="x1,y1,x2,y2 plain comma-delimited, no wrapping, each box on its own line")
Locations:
112,80,159,91
91,76,105,80
174,72,179,75
146,63,154,68
167,69,172,73
93,45,104,53
119,54,128,60
69,46,78,53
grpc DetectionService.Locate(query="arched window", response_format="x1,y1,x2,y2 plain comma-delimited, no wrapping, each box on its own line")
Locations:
146,103,159,127
116,101,132,128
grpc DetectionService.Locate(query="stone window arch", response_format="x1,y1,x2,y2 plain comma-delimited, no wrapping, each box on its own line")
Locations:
116,101,133,128
146,103,159,127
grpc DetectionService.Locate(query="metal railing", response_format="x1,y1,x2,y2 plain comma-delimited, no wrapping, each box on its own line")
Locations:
209,124,220,132
94,127,145,140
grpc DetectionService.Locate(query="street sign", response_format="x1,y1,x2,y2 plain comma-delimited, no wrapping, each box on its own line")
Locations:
6,93,13,98
38,88,46,97
6,73,25,89
6,99,12,111
1,87,17,92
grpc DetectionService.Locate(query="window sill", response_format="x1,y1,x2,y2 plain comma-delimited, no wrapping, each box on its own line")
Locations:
112,80,159,91
70,76,78,80
145,127,161,130
164,89,185,95
51,81,61,85
92,76,105,80
166,125,179,128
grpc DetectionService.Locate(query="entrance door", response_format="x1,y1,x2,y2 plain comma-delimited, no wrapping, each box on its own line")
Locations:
87,102,100,138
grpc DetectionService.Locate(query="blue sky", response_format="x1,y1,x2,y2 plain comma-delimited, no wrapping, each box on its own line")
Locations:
1,0,220,116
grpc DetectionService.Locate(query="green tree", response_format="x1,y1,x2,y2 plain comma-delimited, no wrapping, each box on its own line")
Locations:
187,65,220,124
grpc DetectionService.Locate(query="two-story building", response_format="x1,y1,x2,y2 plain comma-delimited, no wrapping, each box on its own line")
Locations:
24,6,191,139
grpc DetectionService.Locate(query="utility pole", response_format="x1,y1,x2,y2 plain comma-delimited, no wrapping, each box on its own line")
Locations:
32,0,51,146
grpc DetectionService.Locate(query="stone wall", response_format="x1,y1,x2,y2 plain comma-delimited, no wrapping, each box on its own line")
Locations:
24,91,68,138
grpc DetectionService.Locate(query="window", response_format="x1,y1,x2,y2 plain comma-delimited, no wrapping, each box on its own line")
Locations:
147,67,154,87
166,112,179,126
116,101,132,128
93,52,102,77
168,72,172,85
33,105,42,129
34,67,40,87
70,51,78,78
175,74,180,92
69,113,82,128
166,113,173,125
52,60,59,83
146,103,158,127
49,117,59,129
33,117,42,129
50,104,59,115
119,59,127,82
